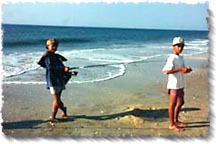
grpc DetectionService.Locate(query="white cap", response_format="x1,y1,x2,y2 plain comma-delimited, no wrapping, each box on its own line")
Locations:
172,37,185,46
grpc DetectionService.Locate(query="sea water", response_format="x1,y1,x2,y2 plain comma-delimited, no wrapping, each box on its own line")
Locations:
2,24,208,84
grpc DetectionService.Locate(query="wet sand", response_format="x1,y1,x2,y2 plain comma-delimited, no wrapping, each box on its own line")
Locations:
1,54,209,138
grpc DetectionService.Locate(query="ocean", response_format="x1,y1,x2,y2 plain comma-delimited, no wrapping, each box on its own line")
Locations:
2,24,208,84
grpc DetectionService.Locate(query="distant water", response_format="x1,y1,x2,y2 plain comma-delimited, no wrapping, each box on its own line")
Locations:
2,24,208,84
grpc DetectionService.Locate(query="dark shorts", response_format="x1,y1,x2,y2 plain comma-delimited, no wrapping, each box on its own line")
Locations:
168,88,184,97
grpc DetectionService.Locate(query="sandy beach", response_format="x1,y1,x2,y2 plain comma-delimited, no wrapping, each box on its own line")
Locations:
1,54,209,138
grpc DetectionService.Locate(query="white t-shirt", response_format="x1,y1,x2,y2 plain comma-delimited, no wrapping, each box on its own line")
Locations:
162,54,185,89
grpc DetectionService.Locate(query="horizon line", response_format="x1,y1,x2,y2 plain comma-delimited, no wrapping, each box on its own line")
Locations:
2,23,209,32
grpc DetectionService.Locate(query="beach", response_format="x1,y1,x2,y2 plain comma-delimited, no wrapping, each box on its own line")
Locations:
1,53,209,138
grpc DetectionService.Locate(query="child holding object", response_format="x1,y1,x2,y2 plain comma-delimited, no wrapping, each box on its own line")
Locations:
37,38,77,122
162,37,192,131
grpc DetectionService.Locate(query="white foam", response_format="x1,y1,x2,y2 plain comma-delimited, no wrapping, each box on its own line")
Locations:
61,48,106,56
72,64,126,83
3,52,42,78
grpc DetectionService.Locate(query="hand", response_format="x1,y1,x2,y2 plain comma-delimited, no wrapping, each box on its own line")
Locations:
180,67,192,73
72,71,78,76
186,67,192,73
64,66,69,72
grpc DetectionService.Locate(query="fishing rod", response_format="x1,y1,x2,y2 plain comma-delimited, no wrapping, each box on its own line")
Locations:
69,59,162,70
68,63,126,77
69,62,126,70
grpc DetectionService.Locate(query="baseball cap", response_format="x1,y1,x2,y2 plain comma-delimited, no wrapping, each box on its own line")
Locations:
172,37,185,46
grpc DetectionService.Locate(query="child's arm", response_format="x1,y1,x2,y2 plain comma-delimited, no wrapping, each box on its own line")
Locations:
37,51,49,68
163,67,192,74
162,55,192,75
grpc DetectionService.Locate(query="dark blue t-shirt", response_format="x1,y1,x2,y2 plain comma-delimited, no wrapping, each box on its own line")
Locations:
38,51,67,89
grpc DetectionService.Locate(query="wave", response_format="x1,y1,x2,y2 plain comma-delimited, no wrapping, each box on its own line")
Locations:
3,54,162,85
58,37,94,44
3,48,163,79
5,66,41,78
3,52,42,78
184,39,208,54
3,39,45,47
3,37,208,84
187,40,208,46
3,37,95,47
3,64,127,84
72,64,127,84
61,48,106,56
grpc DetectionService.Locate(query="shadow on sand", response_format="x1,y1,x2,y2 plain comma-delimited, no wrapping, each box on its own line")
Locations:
71,107,201,121
2,107,209,130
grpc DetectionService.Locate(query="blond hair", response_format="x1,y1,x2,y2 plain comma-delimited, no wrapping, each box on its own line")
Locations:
46,38,59,48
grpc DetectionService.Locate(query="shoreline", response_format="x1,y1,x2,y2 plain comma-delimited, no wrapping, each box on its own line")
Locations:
1,53,209,137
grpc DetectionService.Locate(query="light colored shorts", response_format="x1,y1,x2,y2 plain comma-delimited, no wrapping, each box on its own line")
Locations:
49,87,62,95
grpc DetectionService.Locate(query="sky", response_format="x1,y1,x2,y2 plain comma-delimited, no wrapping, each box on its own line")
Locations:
2,1,209,30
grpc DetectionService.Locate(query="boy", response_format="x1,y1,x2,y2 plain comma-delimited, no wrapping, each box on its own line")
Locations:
38,38,70,122
162,37,192,131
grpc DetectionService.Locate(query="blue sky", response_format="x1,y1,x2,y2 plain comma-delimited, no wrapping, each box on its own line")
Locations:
2,2,209,30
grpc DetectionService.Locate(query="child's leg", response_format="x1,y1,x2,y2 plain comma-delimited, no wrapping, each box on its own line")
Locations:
169,89,177,127
51,93,67,119
51,94,59,120
58,90,67,117
168,89,184,131
174,89,185,124
50,87,66,119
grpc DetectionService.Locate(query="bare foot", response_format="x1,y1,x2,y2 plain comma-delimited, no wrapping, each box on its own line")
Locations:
176,121,187,127
48,116,60,123
61,107,68,118
169,124,185,132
